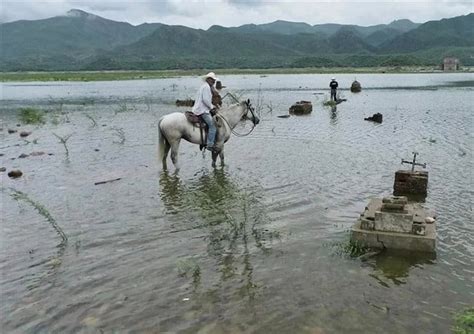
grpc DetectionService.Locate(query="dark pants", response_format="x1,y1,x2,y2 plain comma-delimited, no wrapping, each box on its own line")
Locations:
331,89,337,101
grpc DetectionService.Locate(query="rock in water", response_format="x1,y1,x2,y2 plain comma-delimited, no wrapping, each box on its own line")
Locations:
364,113,383,123
351,80,362,93
8,170,23,178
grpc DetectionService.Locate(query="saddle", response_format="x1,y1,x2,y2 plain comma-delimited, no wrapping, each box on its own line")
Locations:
185,111,208,150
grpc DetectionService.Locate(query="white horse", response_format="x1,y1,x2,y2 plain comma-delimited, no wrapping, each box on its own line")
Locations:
158,100,260,170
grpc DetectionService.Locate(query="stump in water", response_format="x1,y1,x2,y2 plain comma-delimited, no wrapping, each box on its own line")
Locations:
364,113,383,123
176,99,195,107
351,80,362,93
289,101,312,115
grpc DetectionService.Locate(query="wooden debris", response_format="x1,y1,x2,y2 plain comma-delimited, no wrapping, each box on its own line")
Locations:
94,178,122,185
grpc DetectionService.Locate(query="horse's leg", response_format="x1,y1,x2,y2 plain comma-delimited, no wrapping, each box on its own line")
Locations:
219,148,224,166
162,140,171,170
211,151,218,168
170,139,181,170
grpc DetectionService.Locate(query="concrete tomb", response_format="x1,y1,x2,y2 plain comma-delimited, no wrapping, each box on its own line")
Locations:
351,196,436,253
351,154,435,253
289,101,312,115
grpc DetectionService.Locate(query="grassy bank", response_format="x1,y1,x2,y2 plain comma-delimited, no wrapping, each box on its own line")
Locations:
1,67,472,82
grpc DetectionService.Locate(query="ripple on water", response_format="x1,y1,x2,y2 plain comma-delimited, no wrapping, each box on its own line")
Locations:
1,74,473,333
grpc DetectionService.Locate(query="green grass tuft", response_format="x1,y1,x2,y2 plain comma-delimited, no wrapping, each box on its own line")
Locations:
453,308,474,334
19,107,45,124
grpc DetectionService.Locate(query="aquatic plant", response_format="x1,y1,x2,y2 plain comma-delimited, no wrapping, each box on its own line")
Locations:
53,132,73,159
323,100,337,107
115,101,136,114
327,237,372,258
18,107,45,124
177,258,201,285
8,188,68,246
111,127,126,144
453,308,474,334
85,113,97,127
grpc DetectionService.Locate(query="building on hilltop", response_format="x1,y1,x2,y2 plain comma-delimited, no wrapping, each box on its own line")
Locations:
442,57,460,71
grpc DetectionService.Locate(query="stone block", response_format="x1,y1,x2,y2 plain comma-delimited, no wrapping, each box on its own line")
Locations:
374,211,413,233
351,220,436,253
382,196,408,205
393,170,428,197
381,203,406,212
412,223,426,236
362,198,383,221
360,218,375,230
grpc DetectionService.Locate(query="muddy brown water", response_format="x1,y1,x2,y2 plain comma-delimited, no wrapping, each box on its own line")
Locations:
1,74,473,333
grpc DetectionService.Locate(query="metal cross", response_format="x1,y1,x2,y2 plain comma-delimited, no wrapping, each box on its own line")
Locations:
401,152,426,172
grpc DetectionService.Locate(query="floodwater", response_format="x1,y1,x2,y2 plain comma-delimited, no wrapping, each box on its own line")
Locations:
1,73,473,333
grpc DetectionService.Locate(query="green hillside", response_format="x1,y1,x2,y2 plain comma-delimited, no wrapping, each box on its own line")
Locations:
380,13,474,52
1,10,473,71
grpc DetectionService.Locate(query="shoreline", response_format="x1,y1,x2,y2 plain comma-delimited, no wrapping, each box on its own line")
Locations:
1,67,472,82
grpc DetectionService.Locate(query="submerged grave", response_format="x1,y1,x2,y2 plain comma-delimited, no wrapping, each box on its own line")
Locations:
289,101,312,115
351,153,436,253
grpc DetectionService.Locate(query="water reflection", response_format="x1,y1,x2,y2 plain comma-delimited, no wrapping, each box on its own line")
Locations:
330,105,338,125
159,169,277,303
365,250,436,287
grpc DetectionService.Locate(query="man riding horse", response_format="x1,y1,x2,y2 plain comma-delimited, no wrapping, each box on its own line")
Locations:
192,72,219,152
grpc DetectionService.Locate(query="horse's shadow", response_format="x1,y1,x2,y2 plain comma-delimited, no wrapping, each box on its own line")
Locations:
159,169,278,302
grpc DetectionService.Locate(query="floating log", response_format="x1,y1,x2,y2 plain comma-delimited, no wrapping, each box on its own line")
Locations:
289,101,312,115
351,80,362,93
176,99,195,107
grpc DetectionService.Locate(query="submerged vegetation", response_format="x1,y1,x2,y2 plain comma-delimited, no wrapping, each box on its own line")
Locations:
52,132,73,160
18,107,45,124
8,188,68,246
323,100,337,107
453,308,474,334
327,236,372,258
177,258,201,286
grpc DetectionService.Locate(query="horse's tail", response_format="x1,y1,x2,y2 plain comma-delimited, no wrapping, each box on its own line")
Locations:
158,117,168,161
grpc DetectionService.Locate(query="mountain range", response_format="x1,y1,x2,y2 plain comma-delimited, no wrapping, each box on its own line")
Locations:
1,9,473,71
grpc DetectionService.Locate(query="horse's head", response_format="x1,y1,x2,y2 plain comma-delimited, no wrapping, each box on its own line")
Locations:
242,99,260,126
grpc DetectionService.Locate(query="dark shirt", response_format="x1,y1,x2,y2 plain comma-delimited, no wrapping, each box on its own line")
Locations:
330,80,338,89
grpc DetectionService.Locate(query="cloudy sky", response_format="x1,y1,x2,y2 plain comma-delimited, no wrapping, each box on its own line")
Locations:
1,0,472,28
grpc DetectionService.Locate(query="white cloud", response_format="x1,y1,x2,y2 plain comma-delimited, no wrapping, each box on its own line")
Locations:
1,0,472,27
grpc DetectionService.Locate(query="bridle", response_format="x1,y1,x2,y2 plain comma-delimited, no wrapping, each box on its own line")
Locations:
217,100,259,137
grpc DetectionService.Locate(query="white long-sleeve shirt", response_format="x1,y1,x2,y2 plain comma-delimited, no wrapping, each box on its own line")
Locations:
192,83,216,116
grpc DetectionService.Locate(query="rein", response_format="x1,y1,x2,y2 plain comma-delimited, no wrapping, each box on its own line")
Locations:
216,103,257,137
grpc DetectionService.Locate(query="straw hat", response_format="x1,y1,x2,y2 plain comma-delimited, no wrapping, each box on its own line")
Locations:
202,72,217,81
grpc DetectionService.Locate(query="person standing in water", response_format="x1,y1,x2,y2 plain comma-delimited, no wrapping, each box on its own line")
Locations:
330,77,339,102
